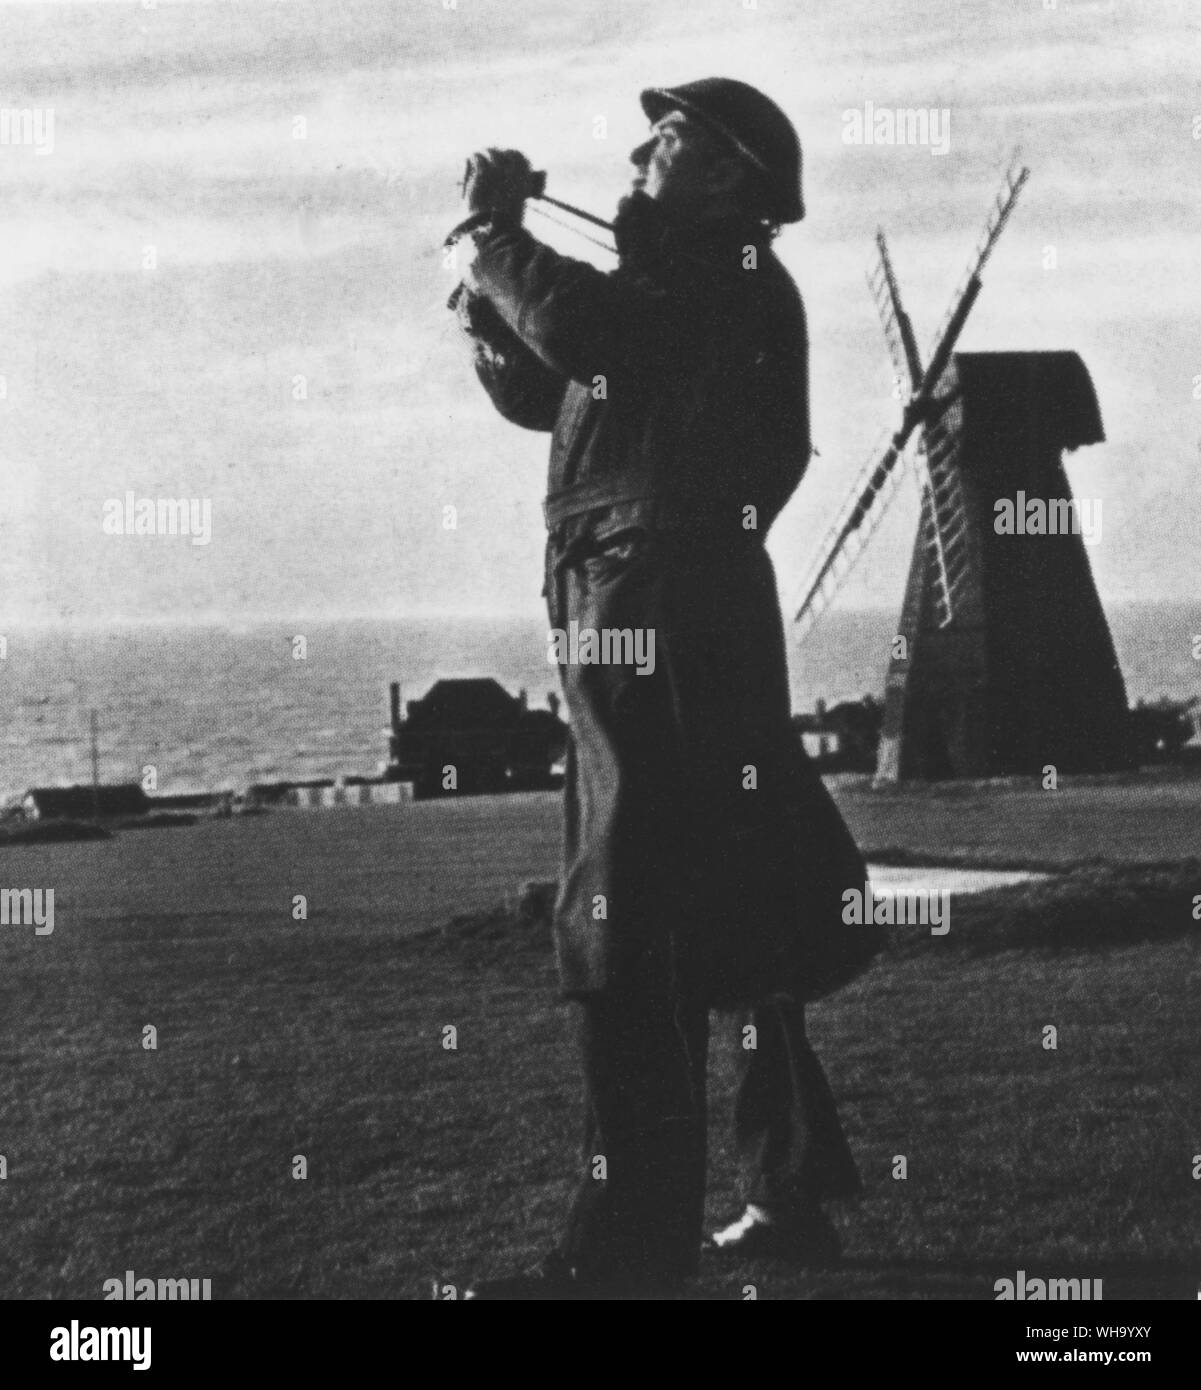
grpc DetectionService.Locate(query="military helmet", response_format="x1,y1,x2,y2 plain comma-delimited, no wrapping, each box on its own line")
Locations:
639,77,805,223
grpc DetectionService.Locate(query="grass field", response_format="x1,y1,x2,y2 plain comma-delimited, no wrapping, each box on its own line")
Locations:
1,771,1198,1300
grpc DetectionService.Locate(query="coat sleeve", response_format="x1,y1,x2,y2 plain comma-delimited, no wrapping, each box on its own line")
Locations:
717,268,812,529
450,280,568,432
754,283,812,521
467,226,700,387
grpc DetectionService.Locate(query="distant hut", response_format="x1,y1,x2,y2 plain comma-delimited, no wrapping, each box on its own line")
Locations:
386,679,567,798
793,696,882,772
20,784,149,821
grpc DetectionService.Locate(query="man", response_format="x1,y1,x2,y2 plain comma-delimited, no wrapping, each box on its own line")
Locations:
448,78,882,1299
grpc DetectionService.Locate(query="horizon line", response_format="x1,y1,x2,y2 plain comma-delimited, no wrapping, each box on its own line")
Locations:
0,596,1194,632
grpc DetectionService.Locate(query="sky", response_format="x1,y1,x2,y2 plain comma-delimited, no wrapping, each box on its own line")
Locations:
1,0,1198,626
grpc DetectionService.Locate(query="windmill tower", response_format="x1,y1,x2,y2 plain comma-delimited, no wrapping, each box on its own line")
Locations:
793,155,1134,782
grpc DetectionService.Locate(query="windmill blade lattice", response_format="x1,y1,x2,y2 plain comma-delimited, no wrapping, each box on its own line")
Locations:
792,425,917,640
922,152,1029,368
868,229,923,395
920,400,973,627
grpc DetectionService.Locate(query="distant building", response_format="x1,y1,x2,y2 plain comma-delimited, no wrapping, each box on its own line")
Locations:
801,730,842,761
875,352,1134,782
386,679,567,798
792,696,882,773
19,784,149,821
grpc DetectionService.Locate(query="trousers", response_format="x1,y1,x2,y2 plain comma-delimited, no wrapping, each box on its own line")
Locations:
558,932,861,1285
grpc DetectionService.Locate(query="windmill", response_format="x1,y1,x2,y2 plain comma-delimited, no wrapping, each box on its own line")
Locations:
793,154,1134,782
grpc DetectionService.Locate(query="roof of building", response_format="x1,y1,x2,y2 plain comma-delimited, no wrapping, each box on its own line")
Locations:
953,351,1105,453
406,678,522,729
23,784,149,818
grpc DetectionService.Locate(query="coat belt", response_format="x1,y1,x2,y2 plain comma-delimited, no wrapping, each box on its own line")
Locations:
543,474,761,544
542,472,656,530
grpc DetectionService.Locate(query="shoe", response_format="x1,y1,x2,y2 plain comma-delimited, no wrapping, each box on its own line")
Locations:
702,1203,842,1267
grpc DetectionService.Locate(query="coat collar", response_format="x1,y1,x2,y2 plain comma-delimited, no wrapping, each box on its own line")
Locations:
614,191,767,280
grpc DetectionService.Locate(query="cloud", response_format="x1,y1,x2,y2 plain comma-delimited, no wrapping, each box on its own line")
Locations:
1,0,1197,624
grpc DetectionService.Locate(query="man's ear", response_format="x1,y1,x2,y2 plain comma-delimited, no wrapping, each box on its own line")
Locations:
705,154,745,199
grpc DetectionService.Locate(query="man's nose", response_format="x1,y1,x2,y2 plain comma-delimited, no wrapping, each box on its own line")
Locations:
629,136,654,169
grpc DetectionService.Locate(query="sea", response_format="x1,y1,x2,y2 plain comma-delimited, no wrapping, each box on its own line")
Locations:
2,602,1198,803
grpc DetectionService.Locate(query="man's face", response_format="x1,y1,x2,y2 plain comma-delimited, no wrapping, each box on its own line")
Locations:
629,110,732,217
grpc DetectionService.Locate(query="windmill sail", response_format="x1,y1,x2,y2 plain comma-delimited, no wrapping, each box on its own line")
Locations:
922,154,1029,368
793,425,916,640
919,406,972,627
868,229,922,393
793,153,1030,634
868,230,960,628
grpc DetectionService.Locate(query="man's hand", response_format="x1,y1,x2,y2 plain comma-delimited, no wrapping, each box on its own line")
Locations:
461,148,535,223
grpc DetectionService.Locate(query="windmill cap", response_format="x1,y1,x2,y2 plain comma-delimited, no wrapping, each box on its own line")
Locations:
640,77,804,223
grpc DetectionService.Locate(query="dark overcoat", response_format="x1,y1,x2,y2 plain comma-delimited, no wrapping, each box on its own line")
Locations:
457,194,881,1008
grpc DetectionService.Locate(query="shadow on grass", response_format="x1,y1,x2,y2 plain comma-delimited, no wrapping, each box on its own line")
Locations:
425,862,1201,964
